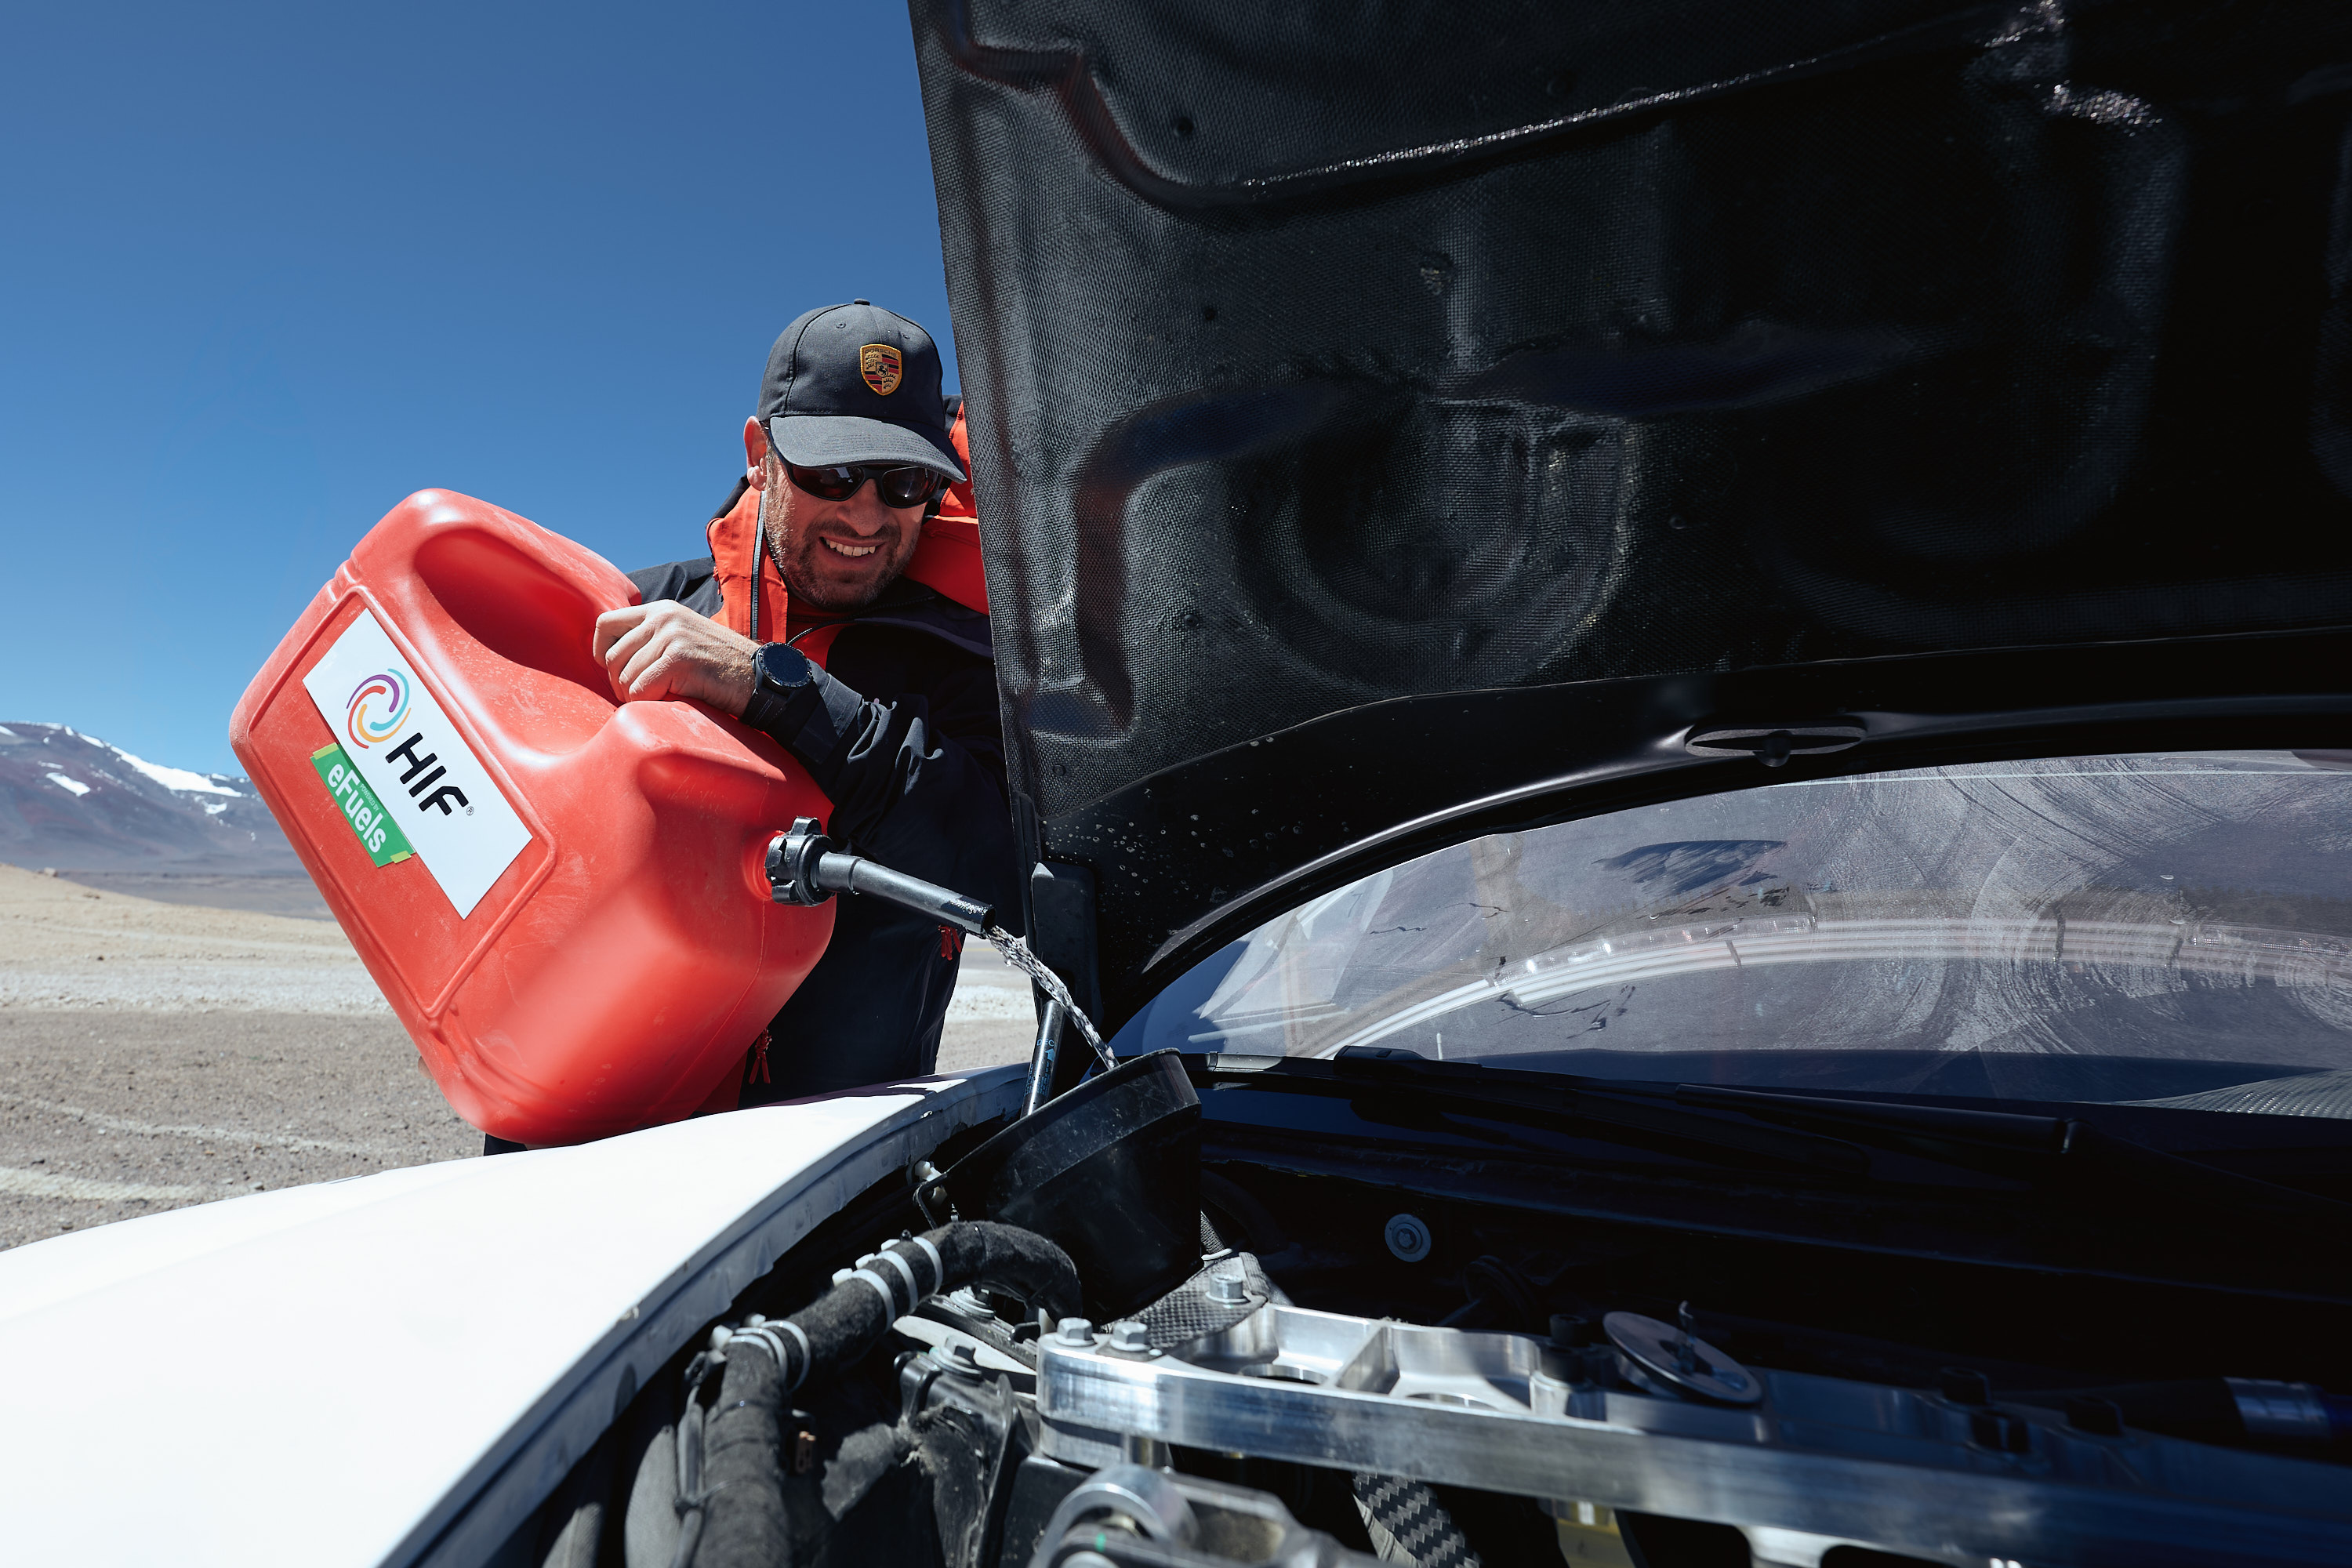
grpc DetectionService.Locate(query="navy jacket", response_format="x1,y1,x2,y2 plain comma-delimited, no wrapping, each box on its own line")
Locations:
626,557,1020,1101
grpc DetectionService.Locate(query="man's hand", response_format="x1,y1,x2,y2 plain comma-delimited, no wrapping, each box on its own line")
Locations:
591,602,757,717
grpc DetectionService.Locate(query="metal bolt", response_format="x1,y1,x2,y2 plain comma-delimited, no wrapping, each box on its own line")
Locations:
946,1341,982,1374
1057,1316,1095,1345
1549,1313,1598,1348
1207,1271,1249,1306
1109,1320,1152,1353
1385,1212,1432,1262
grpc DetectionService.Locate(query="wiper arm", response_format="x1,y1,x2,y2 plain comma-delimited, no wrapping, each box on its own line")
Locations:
1675,1084,2352,1227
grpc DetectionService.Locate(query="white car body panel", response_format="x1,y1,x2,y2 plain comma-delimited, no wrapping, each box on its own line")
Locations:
0,1065,1025,1566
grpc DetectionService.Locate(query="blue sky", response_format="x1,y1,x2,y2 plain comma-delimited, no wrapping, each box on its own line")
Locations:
0,2,957,773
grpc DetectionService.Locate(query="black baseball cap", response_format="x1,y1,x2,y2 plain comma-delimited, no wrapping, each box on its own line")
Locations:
757,301,965,481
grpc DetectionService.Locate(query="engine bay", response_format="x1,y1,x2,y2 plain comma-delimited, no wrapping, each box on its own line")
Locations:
511,1051,2352,1568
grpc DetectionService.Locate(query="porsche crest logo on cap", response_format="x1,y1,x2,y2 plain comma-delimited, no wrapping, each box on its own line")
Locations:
859,343,903,396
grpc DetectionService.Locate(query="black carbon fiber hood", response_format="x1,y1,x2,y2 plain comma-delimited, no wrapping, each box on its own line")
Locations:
910,0,2352,1032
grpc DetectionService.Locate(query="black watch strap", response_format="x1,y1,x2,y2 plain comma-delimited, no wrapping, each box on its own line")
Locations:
742,643,816,734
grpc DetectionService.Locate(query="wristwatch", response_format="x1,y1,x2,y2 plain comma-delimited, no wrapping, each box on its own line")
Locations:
741,642,816,734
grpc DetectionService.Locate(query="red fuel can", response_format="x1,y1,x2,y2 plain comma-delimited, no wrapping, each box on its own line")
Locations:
230,489,832,1145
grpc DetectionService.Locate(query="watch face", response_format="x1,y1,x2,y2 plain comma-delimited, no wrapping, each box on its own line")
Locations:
760,643,814,689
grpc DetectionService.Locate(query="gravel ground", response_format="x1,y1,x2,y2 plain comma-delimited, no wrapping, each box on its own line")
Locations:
0,865,1036,1250
0,1010,476,1247
52,870,334,920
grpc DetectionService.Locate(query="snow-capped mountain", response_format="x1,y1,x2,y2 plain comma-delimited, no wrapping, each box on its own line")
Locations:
0,723,299,873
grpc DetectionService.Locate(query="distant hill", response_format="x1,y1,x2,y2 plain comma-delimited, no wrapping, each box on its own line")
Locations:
0,722,300,876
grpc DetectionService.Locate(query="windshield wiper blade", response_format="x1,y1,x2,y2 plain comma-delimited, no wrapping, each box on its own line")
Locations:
1675,1084,2352,1226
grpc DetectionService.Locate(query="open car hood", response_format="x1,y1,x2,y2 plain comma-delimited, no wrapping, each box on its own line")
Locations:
910,0,2352,1032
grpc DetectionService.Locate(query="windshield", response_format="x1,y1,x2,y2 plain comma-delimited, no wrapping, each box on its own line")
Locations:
1110,752,2352,1115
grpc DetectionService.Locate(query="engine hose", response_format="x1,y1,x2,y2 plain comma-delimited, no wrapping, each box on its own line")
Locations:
695,1346,790,1568
688,1221,1080,1567
1351,1472,1483,1568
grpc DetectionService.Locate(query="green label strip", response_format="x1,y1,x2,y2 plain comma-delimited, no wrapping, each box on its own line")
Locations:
311,742,415,868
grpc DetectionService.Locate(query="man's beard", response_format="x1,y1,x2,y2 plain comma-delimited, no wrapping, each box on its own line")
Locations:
759,474,917,610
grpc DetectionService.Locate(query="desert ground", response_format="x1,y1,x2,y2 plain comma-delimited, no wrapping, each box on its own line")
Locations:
0,863,1036,1250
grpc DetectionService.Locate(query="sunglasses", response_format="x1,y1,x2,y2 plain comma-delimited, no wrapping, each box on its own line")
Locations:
783,460,953,509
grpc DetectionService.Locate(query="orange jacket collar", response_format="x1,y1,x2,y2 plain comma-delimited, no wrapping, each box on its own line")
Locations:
705,485,789,643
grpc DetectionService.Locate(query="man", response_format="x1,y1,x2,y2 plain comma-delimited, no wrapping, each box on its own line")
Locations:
592,300,1016,1105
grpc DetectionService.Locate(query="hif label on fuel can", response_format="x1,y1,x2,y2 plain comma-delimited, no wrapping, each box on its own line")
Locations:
299,608,532,918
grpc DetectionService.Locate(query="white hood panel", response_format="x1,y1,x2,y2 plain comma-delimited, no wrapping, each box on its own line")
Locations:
0,1067,1024,1566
